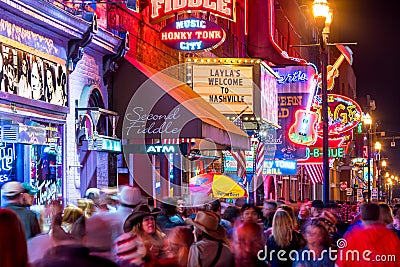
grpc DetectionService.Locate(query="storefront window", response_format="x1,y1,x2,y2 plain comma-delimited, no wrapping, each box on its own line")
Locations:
0,122,63,206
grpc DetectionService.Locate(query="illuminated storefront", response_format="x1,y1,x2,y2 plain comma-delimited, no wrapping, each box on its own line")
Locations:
0,8,68,204
0,1,124,205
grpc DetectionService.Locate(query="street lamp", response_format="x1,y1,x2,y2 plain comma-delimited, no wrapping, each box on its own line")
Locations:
313,0,331,205
363,113,372,201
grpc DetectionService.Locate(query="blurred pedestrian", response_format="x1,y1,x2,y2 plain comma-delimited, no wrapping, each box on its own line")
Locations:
232,221,267,267
310,200,324,219
241,203,262,223
1,181,41,239
266,209,305,267
378,202,400,238
176,197,194,220
157,198,185,232
298,204,311,233
32,216,120,267
262,200,277,229
117,204,167,264
85,188,101,210
95,185,144,245
336,202,400,267
293,222,335,267
187,211,234,267
222,205,241,239
28,211,77,263
167,226,194,266
0,208,30,267
279,204,298,229
61,204,84,233
209,199,231,230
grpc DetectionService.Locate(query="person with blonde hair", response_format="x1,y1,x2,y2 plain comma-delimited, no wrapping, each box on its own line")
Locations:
266,209,305,267
167,226,194,266
61,204,84,233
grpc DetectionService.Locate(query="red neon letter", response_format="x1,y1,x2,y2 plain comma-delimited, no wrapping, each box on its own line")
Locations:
151,0,165,19
173,0,187,9
203,0,216,10
188,0,202,7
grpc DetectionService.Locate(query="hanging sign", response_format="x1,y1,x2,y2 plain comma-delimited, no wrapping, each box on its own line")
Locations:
160,18,225,52
150,0,236,24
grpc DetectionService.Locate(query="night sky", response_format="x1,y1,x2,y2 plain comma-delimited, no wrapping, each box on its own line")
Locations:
333,0,400,174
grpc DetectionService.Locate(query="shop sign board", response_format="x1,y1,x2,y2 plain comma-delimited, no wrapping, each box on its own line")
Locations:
124,143,181,154
223,150,254,173
160,18,225,52
371,188,378,199
346,188,352,196
0,142,16,187
260,63,278,126
263,160,297,175
150,0,236,24
191,64,254,114
357,188,363,202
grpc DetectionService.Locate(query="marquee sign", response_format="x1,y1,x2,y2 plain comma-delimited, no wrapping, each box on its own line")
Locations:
160,18,225,52
150,0,236,24
191,64,254,114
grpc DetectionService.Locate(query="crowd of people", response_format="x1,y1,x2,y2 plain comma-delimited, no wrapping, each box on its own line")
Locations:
1,181,400,267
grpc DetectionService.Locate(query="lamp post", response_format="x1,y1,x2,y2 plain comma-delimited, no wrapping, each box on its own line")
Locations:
388,177,393,204
374,141,381,200
380,159,387,201
313,0,331,205
364,113,372,201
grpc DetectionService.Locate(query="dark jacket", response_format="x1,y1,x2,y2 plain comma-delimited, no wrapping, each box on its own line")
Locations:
5,203,41,239
32,245,120,267
266,230,306,267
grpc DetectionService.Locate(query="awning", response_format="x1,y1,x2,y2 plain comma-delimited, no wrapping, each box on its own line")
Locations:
113,56,250,151
304,164,323,185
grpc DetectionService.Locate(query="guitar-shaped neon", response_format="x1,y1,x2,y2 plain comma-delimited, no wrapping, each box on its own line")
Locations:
288,77,319,146
317,45,353,90
288,46,353,146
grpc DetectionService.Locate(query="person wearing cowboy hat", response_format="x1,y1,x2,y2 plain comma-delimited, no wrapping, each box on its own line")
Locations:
114,204,167,265
187,211,234,267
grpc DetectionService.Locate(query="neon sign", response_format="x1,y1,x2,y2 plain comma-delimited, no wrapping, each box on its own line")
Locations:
311,94,362,137
276,70,308,85
150,0,236,24
0,143,15,185
305,147,345,159
263,160,297,175
160,18,225,52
